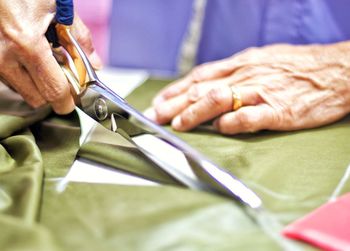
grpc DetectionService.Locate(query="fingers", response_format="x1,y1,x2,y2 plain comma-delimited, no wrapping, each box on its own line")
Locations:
147,81,224,124
171,86,232,131
0,62,46,108
152,57,237,106
145,94,190,124
186,82,222,102
152,76,193,106
19,38,75,114
168,85,255,131
171,85,264,131
153,47,286,107
213,104,277,134
71,15,102,70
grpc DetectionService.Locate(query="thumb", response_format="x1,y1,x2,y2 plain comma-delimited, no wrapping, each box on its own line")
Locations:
71,15,103,70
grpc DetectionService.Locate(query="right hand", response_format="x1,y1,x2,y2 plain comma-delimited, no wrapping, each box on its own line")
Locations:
0,0,101,114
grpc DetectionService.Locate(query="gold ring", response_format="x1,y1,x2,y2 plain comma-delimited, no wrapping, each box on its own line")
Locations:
231,87,243,111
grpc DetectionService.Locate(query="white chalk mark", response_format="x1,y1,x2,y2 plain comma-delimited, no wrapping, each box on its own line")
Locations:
329,162,350,201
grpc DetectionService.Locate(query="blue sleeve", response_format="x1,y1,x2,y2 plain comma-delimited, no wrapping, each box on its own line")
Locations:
55,0,74,25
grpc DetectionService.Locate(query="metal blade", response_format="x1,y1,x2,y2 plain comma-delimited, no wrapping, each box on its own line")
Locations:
77,80,262,209
48,26,261,206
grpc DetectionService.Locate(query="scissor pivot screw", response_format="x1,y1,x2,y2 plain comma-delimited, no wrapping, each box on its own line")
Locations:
94,98,108,121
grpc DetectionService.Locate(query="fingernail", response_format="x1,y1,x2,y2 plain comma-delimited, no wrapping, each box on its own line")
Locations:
171,116,182,129
144,107,157,121
90,51,103,70
152,95,165,106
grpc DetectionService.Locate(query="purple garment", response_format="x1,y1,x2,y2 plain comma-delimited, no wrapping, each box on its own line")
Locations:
109,0,350,76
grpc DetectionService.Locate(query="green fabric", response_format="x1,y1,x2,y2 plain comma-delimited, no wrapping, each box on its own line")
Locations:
1,79,350,250
0,110,80,250
78,123,178,185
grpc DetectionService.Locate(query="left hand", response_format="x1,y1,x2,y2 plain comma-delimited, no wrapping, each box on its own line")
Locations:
145,42,350,134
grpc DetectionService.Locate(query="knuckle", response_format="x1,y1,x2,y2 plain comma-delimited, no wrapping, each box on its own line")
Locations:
1,26,48,58
270,107,285,129
236,112,253,131
281,105,294,121
206,88,224,109
8,33,40,57
41,83,69,103
190,65,206,82
187,85,200,102
1,26,18,43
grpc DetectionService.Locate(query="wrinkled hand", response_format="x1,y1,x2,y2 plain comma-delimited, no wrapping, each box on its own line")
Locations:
146,42,350,134
0,0,101,114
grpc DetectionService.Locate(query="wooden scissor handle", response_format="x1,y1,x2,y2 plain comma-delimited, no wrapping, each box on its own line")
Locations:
55,23,87,95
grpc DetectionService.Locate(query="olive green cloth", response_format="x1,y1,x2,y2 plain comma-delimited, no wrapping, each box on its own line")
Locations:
1,79,350,250
0,89,81,250
78,125,178,185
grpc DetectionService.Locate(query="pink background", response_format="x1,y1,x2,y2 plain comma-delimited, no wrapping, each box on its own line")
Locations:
75,0,112,63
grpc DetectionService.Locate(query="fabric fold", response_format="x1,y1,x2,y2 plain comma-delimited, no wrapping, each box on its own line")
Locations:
1,79,350,250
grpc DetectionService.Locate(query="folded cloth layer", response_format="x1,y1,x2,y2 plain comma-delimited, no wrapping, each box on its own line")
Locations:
1,79,350,250
0,83,81,251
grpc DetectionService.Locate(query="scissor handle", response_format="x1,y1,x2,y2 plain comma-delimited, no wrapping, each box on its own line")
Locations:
45,0,91,96
55,24,88,95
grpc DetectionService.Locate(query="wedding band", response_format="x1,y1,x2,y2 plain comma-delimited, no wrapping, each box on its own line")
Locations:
231,87,243,111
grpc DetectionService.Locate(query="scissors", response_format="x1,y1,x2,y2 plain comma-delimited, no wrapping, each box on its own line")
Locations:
46,0,262,209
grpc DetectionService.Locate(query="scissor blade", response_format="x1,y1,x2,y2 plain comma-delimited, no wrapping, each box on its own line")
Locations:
78,80,262,209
